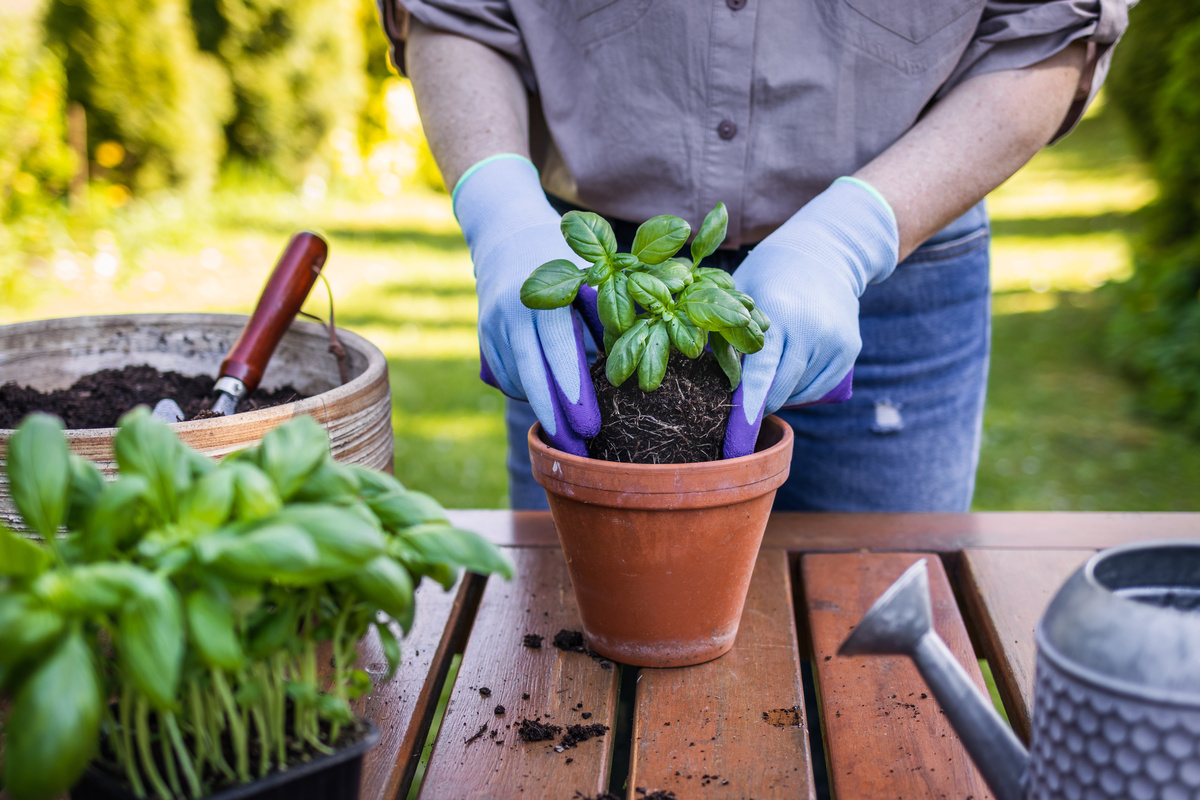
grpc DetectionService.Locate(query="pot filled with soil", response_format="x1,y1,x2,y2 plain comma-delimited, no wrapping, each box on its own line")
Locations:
0,312,392,529
519,204,794,668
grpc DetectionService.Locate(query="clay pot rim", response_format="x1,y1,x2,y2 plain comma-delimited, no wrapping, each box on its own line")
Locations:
0,313,387,436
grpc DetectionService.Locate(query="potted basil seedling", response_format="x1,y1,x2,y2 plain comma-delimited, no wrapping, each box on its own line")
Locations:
0,410,512,800
519,204,794,668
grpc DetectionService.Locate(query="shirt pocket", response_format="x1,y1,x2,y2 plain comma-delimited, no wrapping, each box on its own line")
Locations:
569,0,655,46
820,0,985,73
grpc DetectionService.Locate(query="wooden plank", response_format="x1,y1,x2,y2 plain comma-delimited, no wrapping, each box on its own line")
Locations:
418,549,620,799
349,574,484,800
803,552,993,800
958,548,1093,743
628,551,814,800
448,509,1200,551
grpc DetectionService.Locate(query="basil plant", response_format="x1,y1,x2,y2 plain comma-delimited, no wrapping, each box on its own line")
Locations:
520,203,770,392
0,409,512,800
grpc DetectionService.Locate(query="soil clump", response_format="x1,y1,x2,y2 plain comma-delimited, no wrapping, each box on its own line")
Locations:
587,351,731,464
0,364,309,429
517,718,561,743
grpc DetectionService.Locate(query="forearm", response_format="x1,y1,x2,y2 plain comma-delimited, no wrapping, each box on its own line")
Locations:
856,42,1087,260
405,17,530,191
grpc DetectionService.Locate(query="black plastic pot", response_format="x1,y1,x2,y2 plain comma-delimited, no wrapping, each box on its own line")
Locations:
71,721,380,800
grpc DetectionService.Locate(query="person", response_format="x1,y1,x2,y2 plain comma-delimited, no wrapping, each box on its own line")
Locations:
376,0,1128,512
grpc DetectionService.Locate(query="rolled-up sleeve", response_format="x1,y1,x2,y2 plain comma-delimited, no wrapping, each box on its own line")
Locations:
937,0,1131,140
376,0,535,91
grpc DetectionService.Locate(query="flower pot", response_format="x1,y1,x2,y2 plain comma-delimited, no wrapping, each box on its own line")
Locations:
71,721,380,800
528,415,794,667
0,313,392,530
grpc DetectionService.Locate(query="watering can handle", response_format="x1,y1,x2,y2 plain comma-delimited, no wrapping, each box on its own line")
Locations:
218,231,328,395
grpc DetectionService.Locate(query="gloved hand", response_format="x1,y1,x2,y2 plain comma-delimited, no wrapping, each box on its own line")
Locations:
454,155,601,456
723,177,899,458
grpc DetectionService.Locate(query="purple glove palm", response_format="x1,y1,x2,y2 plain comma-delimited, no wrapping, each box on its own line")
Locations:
723,178,899,459
456,156,602,456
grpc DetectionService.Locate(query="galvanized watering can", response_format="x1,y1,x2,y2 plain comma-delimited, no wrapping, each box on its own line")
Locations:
840,541,1200,800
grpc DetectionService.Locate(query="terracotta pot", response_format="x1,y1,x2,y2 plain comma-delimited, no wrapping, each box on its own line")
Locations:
0,313,392,530
528,416,794,668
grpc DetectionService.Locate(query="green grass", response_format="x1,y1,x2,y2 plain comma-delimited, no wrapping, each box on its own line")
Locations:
3,93,1197,511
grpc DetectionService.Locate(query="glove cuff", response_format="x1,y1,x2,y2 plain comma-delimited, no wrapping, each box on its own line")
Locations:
452,155,562,267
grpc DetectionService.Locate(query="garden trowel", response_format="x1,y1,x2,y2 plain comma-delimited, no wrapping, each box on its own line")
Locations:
151,231,329,422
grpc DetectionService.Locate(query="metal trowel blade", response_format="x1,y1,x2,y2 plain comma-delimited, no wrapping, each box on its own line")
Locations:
151,398,185,423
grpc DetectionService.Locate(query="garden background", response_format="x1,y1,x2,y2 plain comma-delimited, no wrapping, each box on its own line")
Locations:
2,0,1198,511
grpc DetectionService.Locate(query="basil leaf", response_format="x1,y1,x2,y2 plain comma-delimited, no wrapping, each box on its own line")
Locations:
710,332,742,391
646,260,692,293
81,475,151,560
603,327,619,355
246,603,299,658
0,593,64,663
375,620,402,679
612,253,639,270
346,465,405,497
751,306,771,333
179,468,236,532
720,319,766,354
599,272,637,336
186,589,244,669
638,321,670,392
368,490,450,530
32,563,152,615
585,259,614,286
196,524,319,581
693,267,736,290
560,210,617,263
0,523,50,577
691,203,728,265
66,455,105,531
291,459,362,505
231,463,283,521
6,629,102,800
272,503,386,564
679,286,753,331
400,524,514,579
259,415,330,499
606,319,650,387
627,271,672,309
729,289,755,310
520,259,585,309
352,555,415,623
119,574,183,708
8,413,71,540
631,215,690,265
113,407,190,522
666,316,706,359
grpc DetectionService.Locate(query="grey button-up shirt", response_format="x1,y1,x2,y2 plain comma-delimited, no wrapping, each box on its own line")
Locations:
380,0,1129,246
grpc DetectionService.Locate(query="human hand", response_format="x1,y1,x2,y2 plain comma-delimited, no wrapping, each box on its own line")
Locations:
455,155,601,456
722,178,899,458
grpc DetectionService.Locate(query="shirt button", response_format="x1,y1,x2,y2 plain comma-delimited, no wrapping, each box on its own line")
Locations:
727,0,746,8
717,120,738,140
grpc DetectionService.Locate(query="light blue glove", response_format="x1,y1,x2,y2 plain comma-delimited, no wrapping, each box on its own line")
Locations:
454,155,601,456
723,177,899,457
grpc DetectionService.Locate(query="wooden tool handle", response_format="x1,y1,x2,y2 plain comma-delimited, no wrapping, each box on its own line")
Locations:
219,231,328,394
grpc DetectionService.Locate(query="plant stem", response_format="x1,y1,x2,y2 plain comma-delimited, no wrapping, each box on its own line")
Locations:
135,696,174,800
249,703,271,778
120,686,147,799
330,604,351,743
212,669,250,784
160,716,183,797
164,711,203,799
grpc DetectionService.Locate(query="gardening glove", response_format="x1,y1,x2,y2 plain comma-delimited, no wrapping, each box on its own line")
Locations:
723,177,899,459
455,155,601,457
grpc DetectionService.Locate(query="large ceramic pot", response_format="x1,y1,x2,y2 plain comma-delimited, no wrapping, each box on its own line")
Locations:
0,313,392,529
528,415,794,668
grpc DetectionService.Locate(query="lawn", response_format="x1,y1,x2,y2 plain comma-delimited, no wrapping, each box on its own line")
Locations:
3,95,1197,511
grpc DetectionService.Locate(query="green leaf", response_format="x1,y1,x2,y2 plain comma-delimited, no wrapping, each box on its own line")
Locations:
729,289,755,310
375,621,402,680
646,259,692,293
6,629,102,800
368,490,450,530
598,272,636,335
271,504,386,565
750,306,771,333
179,468,236,532
0,524,50,577
691,203,729,264
80,475,151,560
693,267,736,290
196,524,320,582
710,332,742,391
519,259,586,309
118,574,184,708
8,413,71,540
231,464,283,521
612,253,639,270
638,321,670,391
352,555,415,622
666,316,706,359
66,456,105,531
602,327,619,355
631,215,690,265
259,415,330,499
246,603,298,659
720,319,766,354
628,271,671,309
560,210,617,263
606,319,651,387
584,259,614,286
186,589,243,670
0,594,64,665
346,465,404,497
400,524,514,579
679,286,753,331
113,407,191,522
291,459,362,505
32,563,153,615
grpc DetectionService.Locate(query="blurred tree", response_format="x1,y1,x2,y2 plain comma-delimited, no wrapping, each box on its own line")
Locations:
192,0,366,182
1107,0,1200,433
44,0,231,196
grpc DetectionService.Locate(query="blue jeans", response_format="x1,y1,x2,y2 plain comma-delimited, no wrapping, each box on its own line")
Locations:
504,202,991,512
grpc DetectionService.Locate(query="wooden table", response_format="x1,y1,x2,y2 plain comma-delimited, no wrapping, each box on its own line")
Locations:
351,511,1200,800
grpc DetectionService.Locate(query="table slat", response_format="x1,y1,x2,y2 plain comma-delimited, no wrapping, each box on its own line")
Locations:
803,552,993,800
958,548,1093,742
419,549,619,799
628,550,815,800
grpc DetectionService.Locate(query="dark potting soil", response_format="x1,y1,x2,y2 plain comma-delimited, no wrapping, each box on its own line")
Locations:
552,629,613,670
587,351,731,464
559,723,609,749
523,633,544,649
517,718,562,743
0,364,310,429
